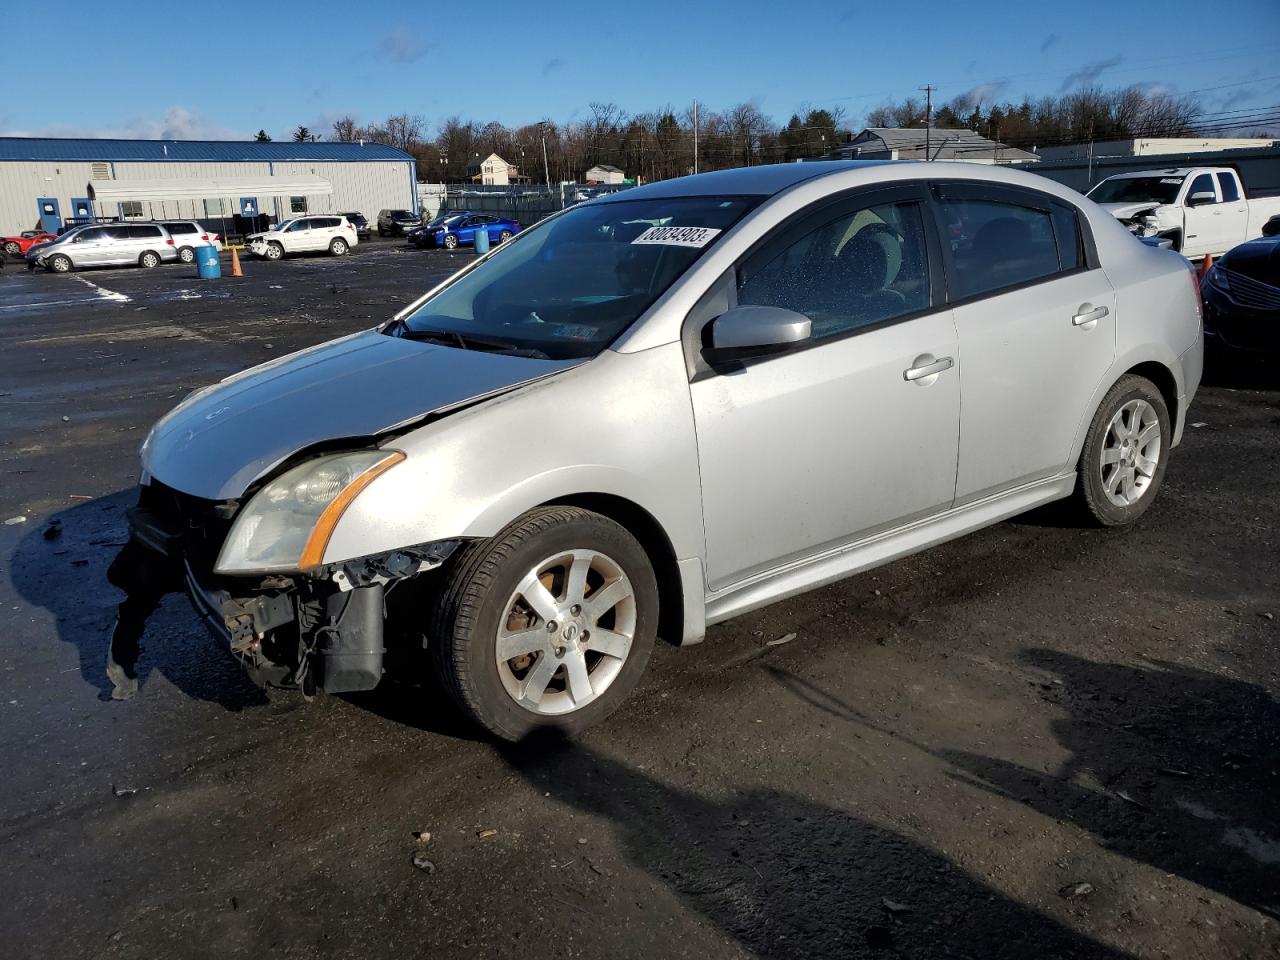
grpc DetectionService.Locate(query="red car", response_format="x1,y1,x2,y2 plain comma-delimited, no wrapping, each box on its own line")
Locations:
2,230,56,256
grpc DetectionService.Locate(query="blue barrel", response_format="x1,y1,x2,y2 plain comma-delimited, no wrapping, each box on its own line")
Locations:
195,245,222,279
473,226,490,255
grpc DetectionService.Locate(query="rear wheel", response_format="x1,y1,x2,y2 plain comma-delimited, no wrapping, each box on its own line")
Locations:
1075,374,1170,526
177,246,195,263
138,251,160,269
329,238,348,256
431,506,658,741
48,254,72,273
2,241,19,256
264,242,284,261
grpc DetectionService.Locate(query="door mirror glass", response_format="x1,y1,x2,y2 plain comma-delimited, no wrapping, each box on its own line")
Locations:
1187,191,1216,207
703,305,812,365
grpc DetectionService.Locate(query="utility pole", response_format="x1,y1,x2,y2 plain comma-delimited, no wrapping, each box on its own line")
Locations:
539,121,553,205
692,100,699,175
920,84,935,160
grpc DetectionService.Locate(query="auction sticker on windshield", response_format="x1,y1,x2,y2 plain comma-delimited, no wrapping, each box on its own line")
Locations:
631,226,721,248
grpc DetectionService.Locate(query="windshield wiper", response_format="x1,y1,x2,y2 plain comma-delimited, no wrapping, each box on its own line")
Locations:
393,323,550,359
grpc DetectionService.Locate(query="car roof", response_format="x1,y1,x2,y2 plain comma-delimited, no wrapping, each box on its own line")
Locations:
1102,167,1219,180
594,160,895,203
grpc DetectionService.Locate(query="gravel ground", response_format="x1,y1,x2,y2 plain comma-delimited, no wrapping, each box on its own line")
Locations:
0,242,1277,959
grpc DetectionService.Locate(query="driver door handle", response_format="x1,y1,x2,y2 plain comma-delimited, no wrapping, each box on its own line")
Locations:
1072,305,1109,326
903,356,954,381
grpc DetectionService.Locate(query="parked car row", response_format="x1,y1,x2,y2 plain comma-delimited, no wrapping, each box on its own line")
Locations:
22,221,222,273
408,211,522,249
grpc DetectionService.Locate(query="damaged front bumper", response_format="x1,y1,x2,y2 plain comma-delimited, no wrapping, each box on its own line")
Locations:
121,481,461,695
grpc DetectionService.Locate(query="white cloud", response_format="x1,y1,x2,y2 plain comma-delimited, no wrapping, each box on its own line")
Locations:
1,106,250,140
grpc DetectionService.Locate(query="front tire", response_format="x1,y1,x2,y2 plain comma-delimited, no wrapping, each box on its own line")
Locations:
442,233,459,250
431,506,658,741
329,238,348,256
48,254,72,273
1075,374,1171,526
499,230,513,243
264,242,284,261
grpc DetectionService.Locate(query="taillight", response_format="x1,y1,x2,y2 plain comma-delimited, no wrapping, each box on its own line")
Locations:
200,234,209,241
166,239,175,245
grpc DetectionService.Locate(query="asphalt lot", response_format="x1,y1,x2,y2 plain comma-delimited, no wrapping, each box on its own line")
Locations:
0,239,1277,959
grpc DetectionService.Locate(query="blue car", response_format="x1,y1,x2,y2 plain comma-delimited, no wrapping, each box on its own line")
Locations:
421,213,521,250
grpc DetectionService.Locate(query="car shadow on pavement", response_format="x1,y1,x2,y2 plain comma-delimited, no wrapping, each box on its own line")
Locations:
940,649,1280,920
762,655,1280,921
500,735,1128,959
7,490,268,710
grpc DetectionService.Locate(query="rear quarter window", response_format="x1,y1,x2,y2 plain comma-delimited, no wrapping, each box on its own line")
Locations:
128,225,163,239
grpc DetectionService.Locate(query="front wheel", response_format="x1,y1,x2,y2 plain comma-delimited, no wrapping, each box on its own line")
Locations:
48,254,72,273
264,242,284,261
1075,374,1171,526
442,233,458,250
431,506,658,741
498,230,513,243
329,238,348,256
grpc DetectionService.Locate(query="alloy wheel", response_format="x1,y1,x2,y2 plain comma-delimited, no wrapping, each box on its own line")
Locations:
495,549,636,716
1100,399,1162,507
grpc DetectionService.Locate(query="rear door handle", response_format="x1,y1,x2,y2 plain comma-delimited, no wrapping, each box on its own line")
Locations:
903,356,954,381
1072,305,1109,326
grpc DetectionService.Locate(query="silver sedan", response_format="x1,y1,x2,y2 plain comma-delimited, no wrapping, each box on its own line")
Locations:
127,160,1203,739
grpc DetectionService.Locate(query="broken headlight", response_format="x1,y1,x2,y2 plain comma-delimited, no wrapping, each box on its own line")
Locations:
215,450,404,575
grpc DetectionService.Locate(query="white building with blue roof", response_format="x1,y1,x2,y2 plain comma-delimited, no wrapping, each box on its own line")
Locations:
0,137,418,235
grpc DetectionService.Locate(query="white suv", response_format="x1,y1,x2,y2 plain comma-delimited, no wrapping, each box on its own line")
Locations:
246,216,358,260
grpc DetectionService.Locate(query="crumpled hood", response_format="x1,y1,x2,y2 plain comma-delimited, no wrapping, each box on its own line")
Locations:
1219,235,1280,284
142,329,582,500
1098,201,1162,221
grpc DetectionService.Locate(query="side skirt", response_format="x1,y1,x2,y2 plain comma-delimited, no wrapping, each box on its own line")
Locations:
703,473,1076,627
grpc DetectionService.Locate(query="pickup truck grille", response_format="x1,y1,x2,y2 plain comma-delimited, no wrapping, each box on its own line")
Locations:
1223,269,1280,311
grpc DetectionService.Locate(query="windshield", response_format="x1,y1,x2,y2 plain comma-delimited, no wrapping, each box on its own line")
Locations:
1088,176,1184,205
271,220,293,232
396,195,759,360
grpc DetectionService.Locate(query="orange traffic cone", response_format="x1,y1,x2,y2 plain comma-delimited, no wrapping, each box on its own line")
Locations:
1198,252,1213,278
230,246,243,277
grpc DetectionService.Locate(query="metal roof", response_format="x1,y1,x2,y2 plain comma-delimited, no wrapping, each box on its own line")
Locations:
848,128,1039,161
597,160,893,201
0,137,413,163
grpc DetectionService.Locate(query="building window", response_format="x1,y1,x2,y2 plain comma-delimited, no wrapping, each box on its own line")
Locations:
290,196,308,214
119,201,144,219
203,198,228,217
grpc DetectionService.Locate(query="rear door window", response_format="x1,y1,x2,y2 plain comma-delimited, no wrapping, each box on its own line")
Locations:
165,222,197,235
936,196,1061,299
1216,172,1240,203
128,225,163,239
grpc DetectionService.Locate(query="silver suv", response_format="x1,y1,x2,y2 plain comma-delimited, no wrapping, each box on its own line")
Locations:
34,223,179,272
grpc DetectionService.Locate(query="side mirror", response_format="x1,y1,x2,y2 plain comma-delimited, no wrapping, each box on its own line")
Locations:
702,305,812,366
1187,191,1216,207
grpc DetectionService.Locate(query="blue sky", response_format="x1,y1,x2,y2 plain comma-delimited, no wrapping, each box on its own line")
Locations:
4,0,1278,139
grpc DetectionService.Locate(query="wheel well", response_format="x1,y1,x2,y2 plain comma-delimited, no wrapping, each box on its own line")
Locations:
1125,361,1178,428
543,493,684,646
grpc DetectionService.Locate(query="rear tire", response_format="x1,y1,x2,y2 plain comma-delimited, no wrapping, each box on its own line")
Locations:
329,238,348,256
431,506,658,741
1074,374,1171,526
178,246,195,264
2,241,19,256
48,254,72,273
139,251,160,269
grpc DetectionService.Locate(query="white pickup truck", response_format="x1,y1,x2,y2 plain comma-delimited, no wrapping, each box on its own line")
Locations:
1086,166,1280,260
